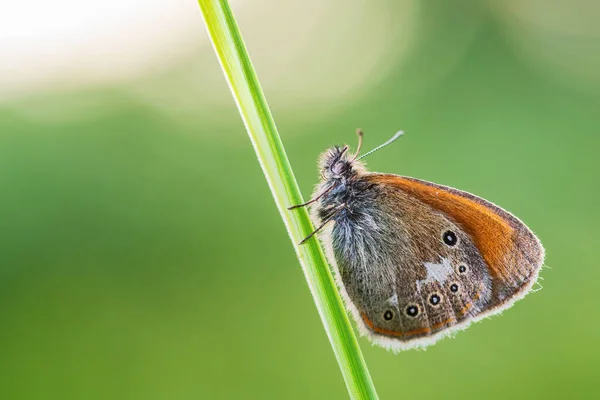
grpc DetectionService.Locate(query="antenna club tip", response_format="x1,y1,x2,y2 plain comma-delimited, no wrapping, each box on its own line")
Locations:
356,128,364,137
356,128,405,160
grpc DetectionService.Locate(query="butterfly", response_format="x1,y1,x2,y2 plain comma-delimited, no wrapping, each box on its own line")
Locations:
290,130,545,350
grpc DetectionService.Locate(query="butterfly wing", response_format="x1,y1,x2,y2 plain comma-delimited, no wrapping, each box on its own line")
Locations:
316,173,544,350
369,174,545,300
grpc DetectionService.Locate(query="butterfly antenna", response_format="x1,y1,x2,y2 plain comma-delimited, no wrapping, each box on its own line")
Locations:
357,130,404,160
350,129,364,162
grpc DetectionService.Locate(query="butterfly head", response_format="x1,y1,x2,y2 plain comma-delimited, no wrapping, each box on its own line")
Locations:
319,145,363,182
318,129,404,184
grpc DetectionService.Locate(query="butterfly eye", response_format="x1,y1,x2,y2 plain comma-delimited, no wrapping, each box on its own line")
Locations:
442,230,458,246
449,283,460,293
331,161,348,175
429,293,442,306
383,310,394,321
458,264,469,274
405,304,420,318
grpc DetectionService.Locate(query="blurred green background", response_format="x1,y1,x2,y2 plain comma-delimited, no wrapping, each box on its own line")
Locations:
1,1,599,399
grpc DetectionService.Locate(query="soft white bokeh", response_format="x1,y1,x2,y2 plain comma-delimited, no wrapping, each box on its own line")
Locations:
131,0,419,119
0,0,206,100
0,0,418,117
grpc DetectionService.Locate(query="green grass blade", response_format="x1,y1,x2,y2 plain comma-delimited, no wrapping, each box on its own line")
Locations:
196,1,379,398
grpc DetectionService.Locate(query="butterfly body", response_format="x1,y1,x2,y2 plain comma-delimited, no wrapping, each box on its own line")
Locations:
303,137,544,351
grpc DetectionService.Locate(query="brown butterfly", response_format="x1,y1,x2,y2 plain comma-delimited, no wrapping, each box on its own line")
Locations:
290,130,545,350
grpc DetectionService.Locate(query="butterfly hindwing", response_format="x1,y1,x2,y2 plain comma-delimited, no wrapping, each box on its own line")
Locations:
313,171,543,350
315,175,494,349
307,141,544,350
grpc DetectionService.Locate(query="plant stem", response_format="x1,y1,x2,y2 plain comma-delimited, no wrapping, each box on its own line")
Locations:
196,1,379,398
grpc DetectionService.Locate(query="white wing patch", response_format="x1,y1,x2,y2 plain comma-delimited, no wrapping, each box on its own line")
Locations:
418,257,454,288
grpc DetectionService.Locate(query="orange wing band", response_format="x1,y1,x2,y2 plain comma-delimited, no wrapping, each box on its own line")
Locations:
367,175,518,284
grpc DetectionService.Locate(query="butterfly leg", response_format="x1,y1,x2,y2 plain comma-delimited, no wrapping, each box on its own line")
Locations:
299,203,346,245
288,184,335,210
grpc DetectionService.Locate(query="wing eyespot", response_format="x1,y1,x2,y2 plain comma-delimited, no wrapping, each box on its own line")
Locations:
405,304,420,318
383,310,394,321
449,282,460,293
457,264,469,274
429,293,442,306
442,230,458,246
